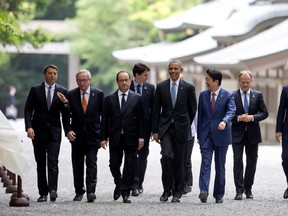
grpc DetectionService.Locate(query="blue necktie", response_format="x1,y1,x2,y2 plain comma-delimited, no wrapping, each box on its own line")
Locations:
244,92,249,113
171,82,176,107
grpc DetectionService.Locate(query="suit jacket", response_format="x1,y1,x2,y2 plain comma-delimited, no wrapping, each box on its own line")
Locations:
64,86,104,147
276,85,288,141
232,89,268,144
152,79,197,143
197,88,236,147
130,81,155,134
24,82,69,142
100,90,145,147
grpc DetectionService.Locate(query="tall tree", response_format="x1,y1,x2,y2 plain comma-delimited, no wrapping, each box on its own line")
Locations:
69,0,201,94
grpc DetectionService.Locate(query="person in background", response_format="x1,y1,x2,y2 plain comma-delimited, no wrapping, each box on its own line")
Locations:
276,84,288,199
183,112,197,195
179,73,197,195
5,85,17,120
152,59,197,203
232,70,268,200
130,63,155,196
197,69,236,204
58,69,104,202
100,71,145,203
24,64,69,202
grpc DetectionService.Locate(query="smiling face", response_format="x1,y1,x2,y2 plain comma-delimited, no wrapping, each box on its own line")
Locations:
205,74,219,92
168,62,183,81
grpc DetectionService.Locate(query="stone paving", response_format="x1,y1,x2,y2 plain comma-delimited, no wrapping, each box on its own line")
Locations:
0,119,287,215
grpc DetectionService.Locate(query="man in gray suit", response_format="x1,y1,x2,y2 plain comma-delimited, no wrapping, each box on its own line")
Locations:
152,59,197,203
232,70,268,200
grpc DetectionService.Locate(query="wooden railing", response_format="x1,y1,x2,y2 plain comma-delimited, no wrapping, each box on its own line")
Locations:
0,165,30,207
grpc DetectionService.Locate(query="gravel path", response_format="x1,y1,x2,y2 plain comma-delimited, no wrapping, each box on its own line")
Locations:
0,119,287,215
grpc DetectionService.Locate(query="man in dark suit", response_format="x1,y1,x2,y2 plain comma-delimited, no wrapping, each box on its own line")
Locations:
59,69,104,202
197,69,236,204
100,71,145,203
276,84,288,199
152,59,197,203
232,70,268,200
24,64,69,202
130,63,155,196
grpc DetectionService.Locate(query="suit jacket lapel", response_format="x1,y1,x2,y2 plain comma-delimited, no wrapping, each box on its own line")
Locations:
40,83,48,110
235,89,245,113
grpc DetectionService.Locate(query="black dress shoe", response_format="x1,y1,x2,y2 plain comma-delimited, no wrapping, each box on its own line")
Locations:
37,195,47,202
73,194,83,201
283,188,288,199
198,192,207,203
131,189,139,196
122,195,131,203
183,186,192,194
234,193,243,200
171,196,180,203
87,193,96,202
113,186,121,200
245,190,253,199
160,191,172,202
138,186,143,194
215,198,223,203
50,190,57,202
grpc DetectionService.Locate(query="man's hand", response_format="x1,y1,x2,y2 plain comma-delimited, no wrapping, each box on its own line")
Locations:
152,133,160,144
100,140,108,150
239,114,252,122
67,131,76,142
56,92,68,104
27,128,35,140
138,140,144,150
276,132,282,143
218,121,226,130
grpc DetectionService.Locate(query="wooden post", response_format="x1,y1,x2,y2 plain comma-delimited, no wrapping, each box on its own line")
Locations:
6,172,17,193
9,176,30,207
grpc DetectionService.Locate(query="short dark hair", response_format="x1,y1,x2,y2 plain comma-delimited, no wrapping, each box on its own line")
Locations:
116,70,131,81
207,68,222,86
43,64,58,74
132,63,150,77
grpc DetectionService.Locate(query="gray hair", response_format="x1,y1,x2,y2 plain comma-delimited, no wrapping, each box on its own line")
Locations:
76,69,92,80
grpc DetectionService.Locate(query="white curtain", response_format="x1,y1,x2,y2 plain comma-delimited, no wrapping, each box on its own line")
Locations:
0,111,31,176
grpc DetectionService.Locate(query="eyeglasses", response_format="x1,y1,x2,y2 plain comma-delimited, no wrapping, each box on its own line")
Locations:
77,79,90,83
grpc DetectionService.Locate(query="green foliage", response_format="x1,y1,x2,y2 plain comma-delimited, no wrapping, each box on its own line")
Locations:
0,0,52,48
69,0,202,93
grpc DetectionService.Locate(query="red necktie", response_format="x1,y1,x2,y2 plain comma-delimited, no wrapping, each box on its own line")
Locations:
82,92,87,113
211,93,216,111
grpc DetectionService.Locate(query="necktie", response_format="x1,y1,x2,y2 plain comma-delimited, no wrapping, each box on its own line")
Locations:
47,85,52,110
244,92,249,113
137,84,141,95
211,93,216,111
171,82,176,107
82,92,87,113
121,93,126,111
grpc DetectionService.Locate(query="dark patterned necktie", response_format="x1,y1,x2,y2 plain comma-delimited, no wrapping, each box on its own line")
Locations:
47,85,52,110
211,93,216,111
